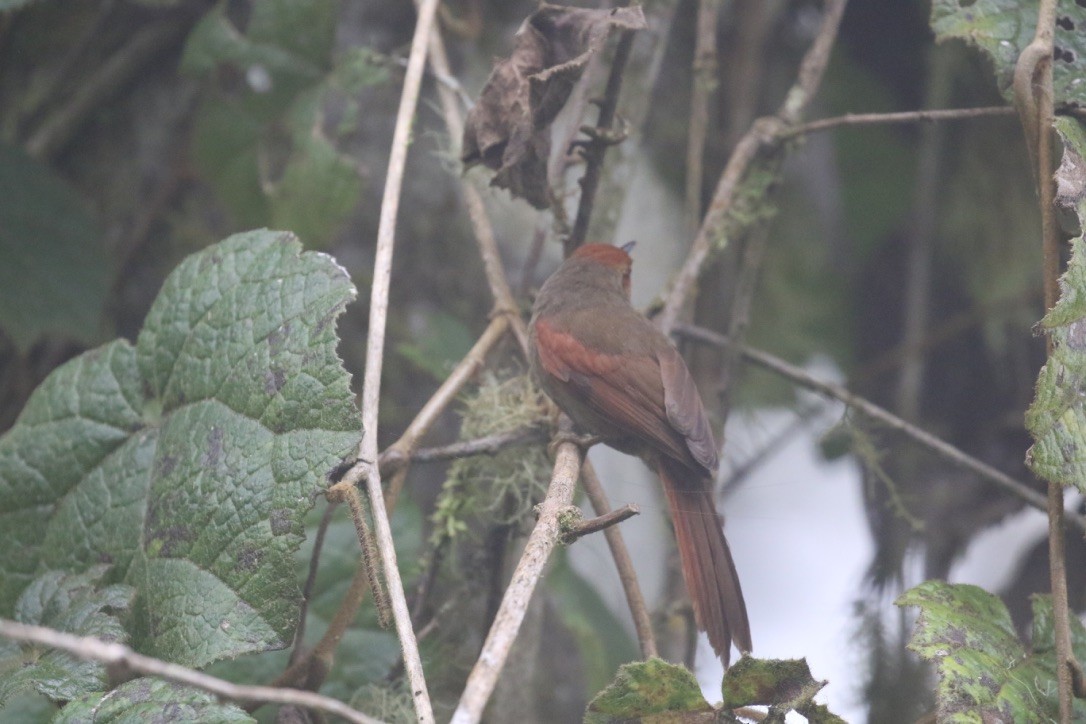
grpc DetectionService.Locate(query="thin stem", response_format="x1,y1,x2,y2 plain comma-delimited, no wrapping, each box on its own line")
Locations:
659,0,848,333
381,315,511,504
353,0,443,719
289,501,339,666
567,23,638,253
398,426,547,465
0,620,384,724
785,106,1015,137
674,323,1086,535
685,0,720,232
562,503,640,542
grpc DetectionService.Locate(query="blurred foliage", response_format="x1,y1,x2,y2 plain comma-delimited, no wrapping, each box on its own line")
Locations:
182,1,389,247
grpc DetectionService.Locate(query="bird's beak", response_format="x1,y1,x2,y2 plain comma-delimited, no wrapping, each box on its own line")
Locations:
621,240,636,254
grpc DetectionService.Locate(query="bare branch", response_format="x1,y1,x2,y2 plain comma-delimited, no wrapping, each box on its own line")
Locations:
382,315,512,504
786,106,1015,137
0,619,384,724
685,0,720,231
568,23,638,253
449,426,584,724
674,323,1086,536
659,0,848,333
562,503,640,542
394,425,547,465
351,0,444,718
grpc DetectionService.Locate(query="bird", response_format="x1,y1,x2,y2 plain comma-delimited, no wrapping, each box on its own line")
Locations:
528,241,751,664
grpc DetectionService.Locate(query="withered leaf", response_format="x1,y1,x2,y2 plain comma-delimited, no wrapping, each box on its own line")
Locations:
461,3,647,209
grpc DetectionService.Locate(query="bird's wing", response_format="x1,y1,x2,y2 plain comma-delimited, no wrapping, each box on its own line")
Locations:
534,317,709,471
659,345,719,473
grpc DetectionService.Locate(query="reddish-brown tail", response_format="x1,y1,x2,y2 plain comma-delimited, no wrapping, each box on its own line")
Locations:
658,459,751,664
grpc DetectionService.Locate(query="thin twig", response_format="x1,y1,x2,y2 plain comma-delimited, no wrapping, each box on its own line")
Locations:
562,503,640,542
685,0,719,232
580,463,658,658
449,423,584,724
659,0,848,333
0,620,384,724
784,106,1015,137
349,1,443,719
382,315,512,504
398,425,547,465
1013,1,1076,719
674,323,1086,535
567,22,638,253
289,501,339,666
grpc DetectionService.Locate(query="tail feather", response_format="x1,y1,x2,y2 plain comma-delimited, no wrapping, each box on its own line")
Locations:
658,459,751,664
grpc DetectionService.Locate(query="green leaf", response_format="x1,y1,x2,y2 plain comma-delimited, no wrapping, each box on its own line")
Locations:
1027,119,1086,489
584,657,712,723
0,143,108,353
930,0,1086,105
0,230,360,668
55,678,254,723
0,567,134,705
897,581,1086,722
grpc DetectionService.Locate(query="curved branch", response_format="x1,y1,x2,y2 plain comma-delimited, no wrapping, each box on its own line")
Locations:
450,427,584,724
0,620,384,724
659,0,848,333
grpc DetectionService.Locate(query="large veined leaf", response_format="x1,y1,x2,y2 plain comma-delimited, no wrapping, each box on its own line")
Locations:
0,230,360,668
55,678,254,723
930,0,1086,105
1027,119,1086,488
898,581,1086,722
0,567,134,705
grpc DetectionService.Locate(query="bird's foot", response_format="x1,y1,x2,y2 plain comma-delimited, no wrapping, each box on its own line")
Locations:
547,430,602,458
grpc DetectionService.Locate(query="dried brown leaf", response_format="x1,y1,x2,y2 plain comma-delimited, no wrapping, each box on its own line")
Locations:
461,3,646,209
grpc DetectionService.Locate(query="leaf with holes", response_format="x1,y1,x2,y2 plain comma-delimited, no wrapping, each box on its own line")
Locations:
56,679,254,723
0,567,134,705
898,581,1086,721
0,229,360,668
1027,119,1086,488
930,0,1086,106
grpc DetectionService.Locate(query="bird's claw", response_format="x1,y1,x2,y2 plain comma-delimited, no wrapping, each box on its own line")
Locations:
547,430,602,457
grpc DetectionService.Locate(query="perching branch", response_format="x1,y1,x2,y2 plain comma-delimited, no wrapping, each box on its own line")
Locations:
674,323,1086,536
659,0,848,333
0,620,384,724
449,422,583,724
